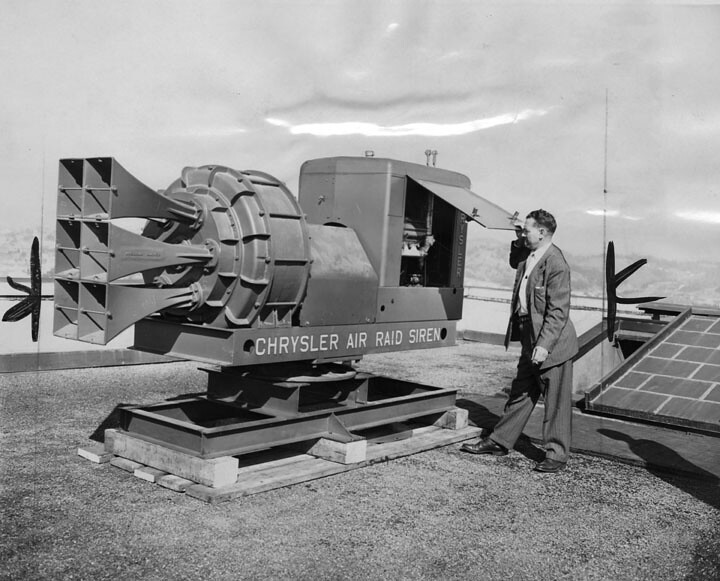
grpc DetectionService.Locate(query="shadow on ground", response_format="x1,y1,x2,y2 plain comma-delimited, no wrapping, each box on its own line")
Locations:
598,428,720,511
89,404,132,443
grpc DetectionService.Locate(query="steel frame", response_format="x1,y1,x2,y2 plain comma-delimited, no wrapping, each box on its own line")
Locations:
119,374,458,459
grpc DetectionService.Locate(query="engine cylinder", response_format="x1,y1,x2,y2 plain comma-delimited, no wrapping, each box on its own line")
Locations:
146,165,312,328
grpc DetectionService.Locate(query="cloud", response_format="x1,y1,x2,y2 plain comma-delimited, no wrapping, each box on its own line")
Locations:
265,109,549,137
266,91,478,115
385,22,399,34
675,210,720,224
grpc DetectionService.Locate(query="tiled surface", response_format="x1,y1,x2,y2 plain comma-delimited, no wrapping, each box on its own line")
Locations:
589,387,668,413
614,371,652,389
639,375,711,399
705,385,720,403
589,314,720,433
667,329,720,349
633,356,701,378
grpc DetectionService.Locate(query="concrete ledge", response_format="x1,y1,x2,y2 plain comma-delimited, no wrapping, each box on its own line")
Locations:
459,330,506,345
0,349,174,373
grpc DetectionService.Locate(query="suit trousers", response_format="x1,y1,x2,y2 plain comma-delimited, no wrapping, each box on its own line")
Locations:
490,317,573,462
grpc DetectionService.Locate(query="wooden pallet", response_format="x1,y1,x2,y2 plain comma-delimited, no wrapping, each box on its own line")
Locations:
78,407,482,503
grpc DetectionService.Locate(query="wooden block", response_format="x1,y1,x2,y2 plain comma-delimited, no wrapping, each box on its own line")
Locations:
365,428,414,445
78,443,114,464
157,474,195,492
110,457,144,473
104,429,238,488
181,426,485,502
305,437,367,464
185,483,235,503
433,407,469,430
186,457,347,503
366,425,483,462
236,453,309,476
134,466,169,483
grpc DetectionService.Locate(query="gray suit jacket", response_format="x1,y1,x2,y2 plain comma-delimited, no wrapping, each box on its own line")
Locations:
504,241,578,369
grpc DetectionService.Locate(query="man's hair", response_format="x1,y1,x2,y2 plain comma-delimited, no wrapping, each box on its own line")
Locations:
527,209,557,234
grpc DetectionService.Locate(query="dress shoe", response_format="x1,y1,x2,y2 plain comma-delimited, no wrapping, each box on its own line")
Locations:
460,438,508,456
533,458,566,473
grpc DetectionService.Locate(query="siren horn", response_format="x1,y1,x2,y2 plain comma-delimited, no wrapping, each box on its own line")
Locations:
53,158,215,344
53,158,311,345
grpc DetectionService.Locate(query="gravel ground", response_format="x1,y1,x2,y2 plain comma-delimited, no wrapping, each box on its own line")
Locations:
1,342,719,581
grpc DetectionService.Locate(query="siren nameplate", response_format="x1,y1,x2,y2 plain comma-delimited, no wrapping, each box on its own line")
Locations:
133,319,457,367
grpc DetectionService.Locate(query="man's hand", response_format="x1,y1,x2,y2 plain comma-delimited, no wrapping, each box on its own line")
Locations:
510,212,524,240
531,346,548,366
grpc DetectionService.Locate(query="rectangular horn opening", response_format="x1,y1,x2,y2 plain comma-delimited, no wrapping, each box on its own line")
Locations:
53,280,79,340
78,282,108,343
57,159,84,218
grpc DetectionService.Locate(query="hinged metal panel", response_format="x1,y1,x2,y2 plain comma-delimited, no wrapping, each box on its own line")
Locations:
408,177,515,230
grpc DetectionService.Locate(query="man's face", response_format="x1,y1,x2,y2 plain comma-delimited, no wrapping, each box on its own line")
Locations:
521,218,545,250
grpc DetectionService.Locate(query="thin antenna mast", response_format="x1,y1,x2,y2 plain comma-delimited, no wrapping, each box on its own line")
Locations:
602,89,609,320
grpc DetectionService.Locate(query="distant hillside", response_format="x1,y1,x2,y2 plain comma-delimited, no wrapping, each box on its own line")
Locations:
466,237,720,308
0,228,55,278
2,227,718,308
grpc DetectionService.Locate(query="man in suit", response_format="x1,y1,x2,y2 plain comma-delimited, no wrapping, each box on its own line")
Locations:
461,209,578,473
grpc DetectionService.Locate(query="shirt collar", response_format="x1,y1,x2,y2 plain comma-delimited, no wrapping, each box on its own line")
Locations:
527,242,552,264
